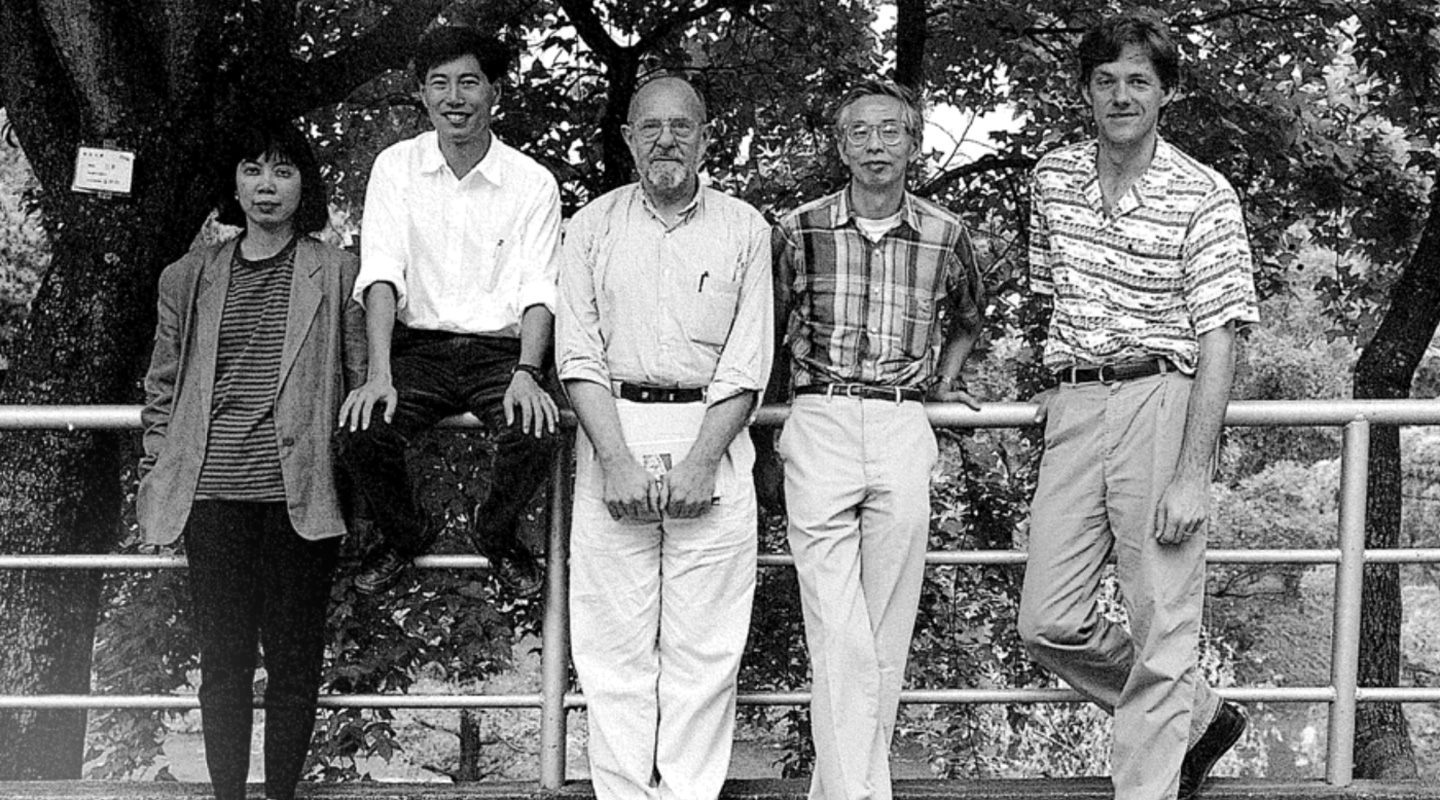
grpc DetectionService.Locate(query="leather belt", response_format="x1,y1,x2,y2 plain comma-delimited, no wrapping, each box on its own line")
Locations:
1056,358,1174,385
615,383,705,403
794,383,925,403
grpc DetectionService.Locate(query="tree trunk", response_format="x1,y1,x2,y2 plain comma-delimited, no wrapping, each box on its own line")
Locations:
0,0,209,776
0,0,442,774
893,0,927,92
1347,180,1440,779
455,709,484,782
0,134,212,777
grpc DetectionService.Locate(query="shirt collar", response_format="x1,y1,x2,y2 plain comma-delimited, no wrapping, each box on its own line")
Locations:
832,186,922,233
1082,136,1181,216
418,131,507,187
637,179,706,227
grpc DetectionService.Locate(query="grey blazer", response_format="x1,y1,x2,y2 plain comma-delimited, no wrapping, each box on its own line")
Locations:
138,236,367,544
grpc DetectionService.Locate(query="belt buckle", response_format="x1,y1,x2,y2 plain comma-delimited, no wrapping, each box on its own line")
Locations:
843,384,864,399
1098,365,1117,385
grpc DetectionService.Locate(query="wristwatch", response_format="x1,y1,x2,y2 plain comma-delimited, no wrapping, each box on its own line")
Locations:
513,363,545,381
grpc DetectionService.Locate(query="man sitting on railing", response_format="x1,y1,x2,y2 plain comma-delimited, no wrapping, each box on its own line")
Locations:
335,26,562,597
1016,11,1257,800
556,75,773,800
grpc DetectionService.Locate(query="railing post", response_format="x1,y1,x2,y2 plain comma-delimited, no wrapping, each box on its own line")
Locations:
538,438,573,789
1326,418,1368,786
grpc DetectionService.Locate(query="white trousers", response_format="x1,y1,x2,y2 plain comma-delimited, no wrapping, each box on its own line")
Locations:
570,400,758,800
779,395,937,800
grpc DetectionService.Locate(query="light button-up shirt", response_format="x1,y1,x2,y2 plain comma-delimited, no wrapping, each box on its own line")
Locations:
356,131,561,337
557,183,773,406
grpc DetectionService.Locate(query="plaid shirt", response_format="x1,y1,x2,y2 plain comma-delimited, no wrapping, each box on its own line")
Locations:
1029,138,1259,374
773,189,983,390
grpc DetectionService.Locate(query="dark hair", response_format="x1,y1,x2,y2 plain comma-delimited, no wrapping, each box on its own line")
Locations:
1077,11,1181,92
833,78,923,141
413,26,512,84
214,123,329,234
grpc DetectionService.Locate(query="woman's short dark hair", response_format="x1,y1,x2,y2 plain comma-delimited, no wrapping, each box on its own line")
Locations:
214,122,329,234
413,26,512,84
1077,11,1181,92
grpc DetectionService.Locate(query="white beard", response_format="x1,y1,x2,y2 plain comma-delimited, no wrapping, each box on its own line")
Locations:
643,161,690,195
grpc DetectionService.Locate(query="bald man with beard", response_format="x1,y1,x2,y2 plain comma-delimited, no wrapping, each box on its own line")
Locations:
556,75,773,800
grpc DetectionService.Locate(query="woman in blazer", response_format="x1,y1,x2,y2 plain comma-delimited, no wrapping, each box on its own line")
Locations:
138,122,365,800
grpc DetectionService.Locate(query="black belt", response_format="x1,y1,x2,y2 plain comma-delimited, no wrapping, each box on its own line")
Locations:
794,383,925,403
1056,358,1173,384
615,383,705,403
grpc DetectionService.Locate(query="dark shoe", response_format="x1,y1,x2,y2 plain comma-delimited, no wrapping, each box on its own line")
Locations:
1178,701,1248,800
490,552,546,599
354,547,411,595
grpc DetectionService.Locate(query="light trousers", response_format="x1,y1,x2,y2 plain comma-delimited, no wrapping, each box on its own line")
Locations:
779,395,937,800
570,400,758,800
1018,373,1220,800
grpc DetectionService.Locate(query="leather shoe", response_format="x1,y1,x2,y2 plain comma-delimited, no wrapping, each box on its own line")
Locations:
1178,701,1248,800
354,547,411,595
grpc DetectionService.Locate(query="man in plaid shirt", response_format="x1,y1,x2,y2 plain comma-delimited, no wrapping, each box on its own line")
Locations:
771,78,983,800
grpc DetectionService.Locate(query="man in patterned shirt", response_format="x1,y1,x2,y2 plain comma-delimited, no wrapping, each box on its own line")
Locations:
1017,13,1256,800
771,78,983,800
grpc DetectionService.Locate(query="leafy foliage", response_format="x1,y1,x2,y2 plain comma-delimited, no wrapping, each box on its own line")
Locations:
7,0,1438,782
0,113,46,371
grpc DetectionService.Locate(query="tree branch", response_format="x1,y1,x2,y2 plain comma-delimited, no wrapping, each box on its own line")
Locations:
558,0,624,62
635,0,753,54
36,0,139,133
0,0,83,188
289,0,445,116
915,154,1035,199
152,0,226,118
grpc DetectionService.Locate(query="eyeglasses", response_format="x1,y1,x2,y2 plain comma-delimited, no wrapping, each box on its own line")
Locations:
843,122,908,147
632,118,702,142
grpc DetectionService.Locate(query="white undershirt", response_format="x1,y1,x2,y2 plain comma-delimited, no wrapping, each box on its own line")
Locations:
854,210,903,242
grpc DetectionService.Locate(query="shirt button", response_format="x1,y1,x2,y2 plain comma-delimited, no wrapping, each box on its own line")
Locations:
282,437,296,447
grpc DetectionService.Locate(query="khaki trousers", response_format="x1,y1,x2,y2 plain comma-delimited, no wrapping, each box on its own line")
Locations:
1019,373,1220,800
780,395,938,800
570,400,758,800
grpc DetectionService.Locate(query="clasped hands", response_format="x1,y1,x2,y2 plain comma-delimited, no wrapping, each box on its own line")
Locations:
600,456,717,521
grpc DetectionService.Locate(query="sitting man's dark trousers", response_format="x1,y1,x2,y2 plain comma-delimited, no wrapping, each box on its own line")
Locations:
336,326,556,574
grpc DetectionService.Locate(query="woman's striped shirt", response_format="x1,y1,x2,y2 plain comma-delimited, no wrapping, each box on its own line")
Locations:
194,237,296,501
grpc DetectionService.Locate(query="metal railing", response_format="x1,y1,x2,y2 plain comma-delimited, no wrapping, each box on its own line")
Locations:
4,399,1440,787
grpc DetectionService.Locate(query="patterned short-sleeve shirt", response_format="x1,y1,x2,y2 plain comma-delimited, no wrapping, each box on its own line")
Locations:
774,189,983,389
1029,138,1259,375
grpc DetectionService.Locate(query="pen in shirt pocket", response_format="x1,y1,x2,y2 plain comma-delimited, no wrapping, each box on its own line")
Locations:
485,239,506,291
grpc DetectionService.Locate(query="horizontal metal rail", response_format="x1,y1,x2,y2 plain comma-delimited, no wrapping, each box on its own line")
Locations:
10,397,1440,430
0,401,1436,788
6,548,1438,570
24,683,1440,711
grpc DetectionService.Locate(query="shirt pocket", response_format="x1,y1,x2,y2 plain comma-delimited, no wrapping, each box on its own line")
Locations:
684,275,741,347
900,294,938,359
